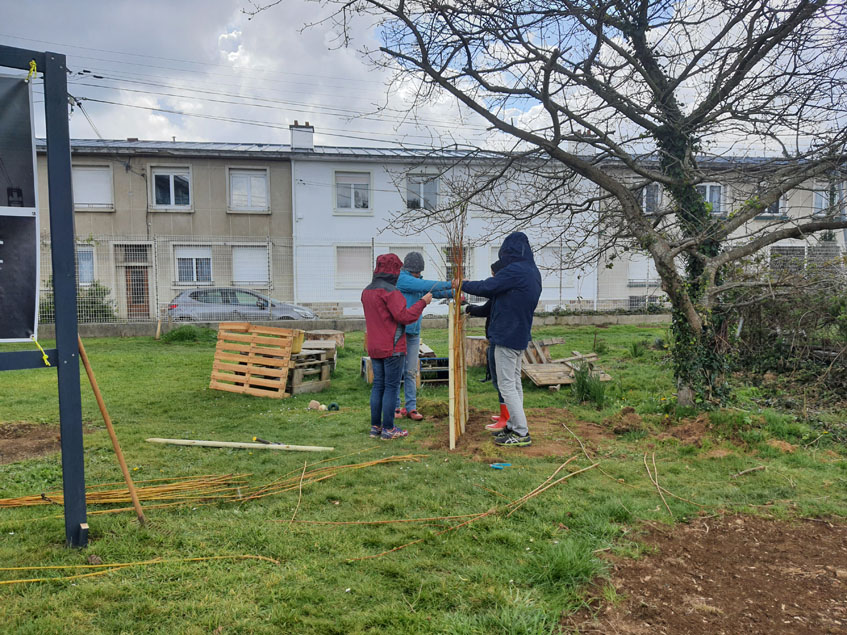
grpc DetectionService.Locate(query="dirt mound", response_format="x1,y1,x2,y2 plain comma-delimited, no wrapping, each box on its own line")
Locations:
0,422,61,464
418,407,614,461
657,413,710,446
605,407,644,434
565,515,847,634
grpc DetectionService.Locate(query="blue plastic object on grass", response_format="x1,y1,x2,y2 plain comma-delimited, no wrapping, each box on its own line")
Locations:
490,463,511,470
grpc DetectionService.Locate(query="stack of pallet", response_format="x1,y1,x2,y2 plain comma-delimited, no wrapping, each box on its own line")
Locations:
209,323,335,398
521,339,611,391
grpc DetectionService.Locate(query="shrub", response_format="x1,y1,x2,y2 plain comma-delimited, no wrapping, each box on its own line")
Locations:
572,363,607,409
627,340,648,358
39,280,117,323
160,325,218,344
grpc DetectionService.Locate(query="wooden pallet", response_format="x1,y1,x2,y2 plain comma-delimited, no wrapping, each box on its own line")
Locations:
209,322,294,399
305,329,345,348
521,345,610,389
287,351,331,395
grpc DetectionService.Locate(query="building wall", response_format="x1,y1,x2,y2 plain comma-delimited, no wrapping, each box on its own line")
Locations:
35,152,294,320
291,157,598,315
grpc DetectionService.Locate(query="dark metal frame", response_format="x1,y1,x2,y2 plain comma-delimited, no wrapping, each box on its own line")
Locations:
0,45,87,547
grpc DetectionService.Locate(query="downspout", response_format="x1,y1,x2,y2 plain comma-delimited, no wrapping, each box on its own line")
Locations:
291,158,299,304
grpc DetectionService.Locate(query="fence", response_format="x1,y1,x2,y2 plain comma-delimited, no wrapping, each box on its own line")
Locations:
37,233,842,324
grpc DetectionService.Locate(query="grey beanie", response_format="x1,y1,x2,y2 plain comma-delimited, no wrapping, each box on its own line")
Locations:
403,251,425,273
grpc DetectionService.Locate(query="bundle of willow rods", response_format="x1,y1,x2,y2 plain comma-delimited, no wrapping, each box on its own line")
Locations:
0,455,425,513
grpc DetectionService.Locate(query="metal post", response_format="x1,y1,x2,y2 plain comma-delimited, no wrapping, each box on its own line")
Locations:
43,51,88,547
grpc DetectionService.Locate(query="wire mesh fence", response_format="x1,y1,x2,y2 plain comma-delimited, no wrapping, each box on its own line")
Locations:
37,233,844,324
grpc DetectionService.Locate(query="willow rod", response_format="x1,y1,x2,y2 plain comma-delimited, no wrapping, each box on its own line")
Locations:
78,336,146,525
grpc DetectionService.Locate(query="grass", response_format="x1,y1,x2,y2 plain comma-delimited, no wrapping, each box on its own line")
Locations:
0,324,844,634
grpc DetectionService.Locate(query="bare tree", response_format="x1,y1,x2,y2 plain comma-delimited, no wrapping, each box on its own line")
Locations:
252,0,847,404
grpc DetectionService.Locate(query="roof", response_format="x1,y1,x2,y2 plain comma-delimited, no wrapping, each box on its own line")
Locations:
34,138,507,163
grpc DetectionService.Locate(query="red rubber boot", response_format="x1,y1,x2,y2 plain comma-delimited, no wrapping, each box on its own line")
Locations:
486,404,510,430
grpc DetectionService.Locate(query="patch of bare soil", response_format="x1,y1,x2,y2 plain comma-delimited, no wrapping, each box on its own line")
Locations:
418,407,614,462
604,407,644,435
565,515,847,634
657,413,711,446
0,422,94,464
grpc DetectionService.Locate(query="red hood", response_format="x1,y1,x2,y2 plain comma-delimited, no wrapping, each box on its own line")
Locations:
374,253,403,276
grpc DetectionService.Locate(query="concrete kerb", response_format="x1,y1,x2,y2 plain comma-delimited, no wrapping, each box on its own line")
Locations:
37,313,671,339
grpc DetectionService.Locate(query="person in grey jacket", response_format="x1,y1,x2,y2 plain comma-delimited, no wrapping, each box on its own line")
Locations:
394,251,453,420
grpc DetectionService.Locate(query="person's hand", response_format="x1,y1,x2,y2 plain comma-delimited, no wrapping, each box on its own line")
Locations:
464,304,472,314
451,279,460,289
422,292,433,305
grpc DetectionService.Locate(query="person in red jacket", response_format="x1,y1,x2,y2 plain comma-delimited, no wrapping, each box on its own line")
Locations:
362,254,432,440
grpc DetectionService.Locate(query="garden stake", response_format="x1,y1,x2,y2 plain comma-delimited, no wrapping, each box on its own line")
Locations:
78,336,146,525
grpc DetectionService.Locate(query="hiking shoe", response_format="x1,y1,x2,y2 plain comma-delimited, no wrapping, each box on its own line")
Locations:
494,432,532,447
369,425,382,438
486,419,509,431
395,408,406,419
406,410,424,421
380,426,409,440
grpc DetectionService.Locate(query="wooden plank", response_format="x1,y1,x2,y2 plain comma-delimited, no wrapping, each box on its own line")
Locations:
418,342,436,358
448,302,456,450
289,379,331,395
305,329,345,348
214,352,290,368
213,361,287,378
147,438,332,452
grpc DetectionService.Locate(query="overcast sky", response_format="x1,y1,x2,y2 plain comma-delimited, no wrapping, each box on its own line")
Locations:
1,0,490,149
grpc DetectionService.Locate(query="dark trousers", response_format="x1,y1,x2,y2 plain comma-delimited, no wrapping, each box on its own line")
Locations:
370,355,404,430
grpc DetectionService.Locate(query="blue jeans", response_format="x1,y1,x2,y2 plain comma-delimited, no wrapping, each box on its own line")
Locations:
371,355,405,430
395,333,420,411
487,341,504,405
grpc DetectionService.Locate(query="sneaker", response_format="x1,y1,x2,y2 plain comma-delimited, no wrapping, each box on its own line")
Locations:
395,408,406,419
494,432,532,447
486,419,509,431
369,425,382,438
492,427,514,439
406,410,424,421
380,426,409,440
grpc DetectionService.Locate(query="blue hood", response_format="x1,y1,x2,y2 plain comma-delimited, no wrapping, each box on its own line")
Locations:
498,232,535,266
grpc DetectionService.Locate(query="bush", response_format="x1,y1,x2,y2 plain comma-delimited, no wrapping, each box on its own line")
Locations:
160,325,218,344
572,363,607,409
39,280,117,323
627,340,648,358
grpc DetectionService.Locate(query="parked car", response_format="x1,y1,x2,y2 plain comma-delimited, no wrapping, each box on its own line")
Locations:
166,288,317,322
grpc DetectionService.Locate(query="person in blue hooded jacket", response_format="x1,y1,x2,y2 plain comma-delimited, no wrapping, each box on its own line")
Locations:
461,232,541,447
394,251,453,420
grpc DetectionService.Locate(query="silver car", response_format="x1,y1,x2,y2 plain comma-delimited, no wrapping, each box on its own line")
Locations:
166,287,317,322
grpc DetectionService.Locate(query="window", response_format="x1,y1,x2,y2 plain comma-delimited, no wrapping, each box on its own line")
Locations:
406,175,438,210
443,246,472,280
695,183,722,216
229,168,269,212
770,246,805,273
72,166,113,210
152,167,191,208
814,182,846,217
642,183,662,215
232,246,269,285
758,197,783,218
174,246,212,283
335,171,370,213
336,246,372,288
628,253,660,287
76,246,94,285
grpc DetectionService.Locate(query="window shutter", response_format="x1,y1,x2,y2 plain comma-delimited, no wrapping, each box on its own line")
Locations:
232,246,269,284
336,246,372,287
72,167,112,208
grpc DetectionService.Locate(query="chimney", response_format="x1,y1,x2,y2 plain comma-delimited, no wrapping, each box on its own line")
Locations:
289,120,314,151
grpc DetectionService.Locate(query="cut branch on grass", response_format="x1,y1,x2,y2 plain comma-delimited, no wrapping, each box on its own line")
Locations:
731,465,767,479
644,452,674,519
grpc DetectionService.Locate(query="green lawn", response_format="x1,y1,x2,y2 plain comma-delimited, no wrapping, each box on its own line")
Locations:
0,325,844,634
